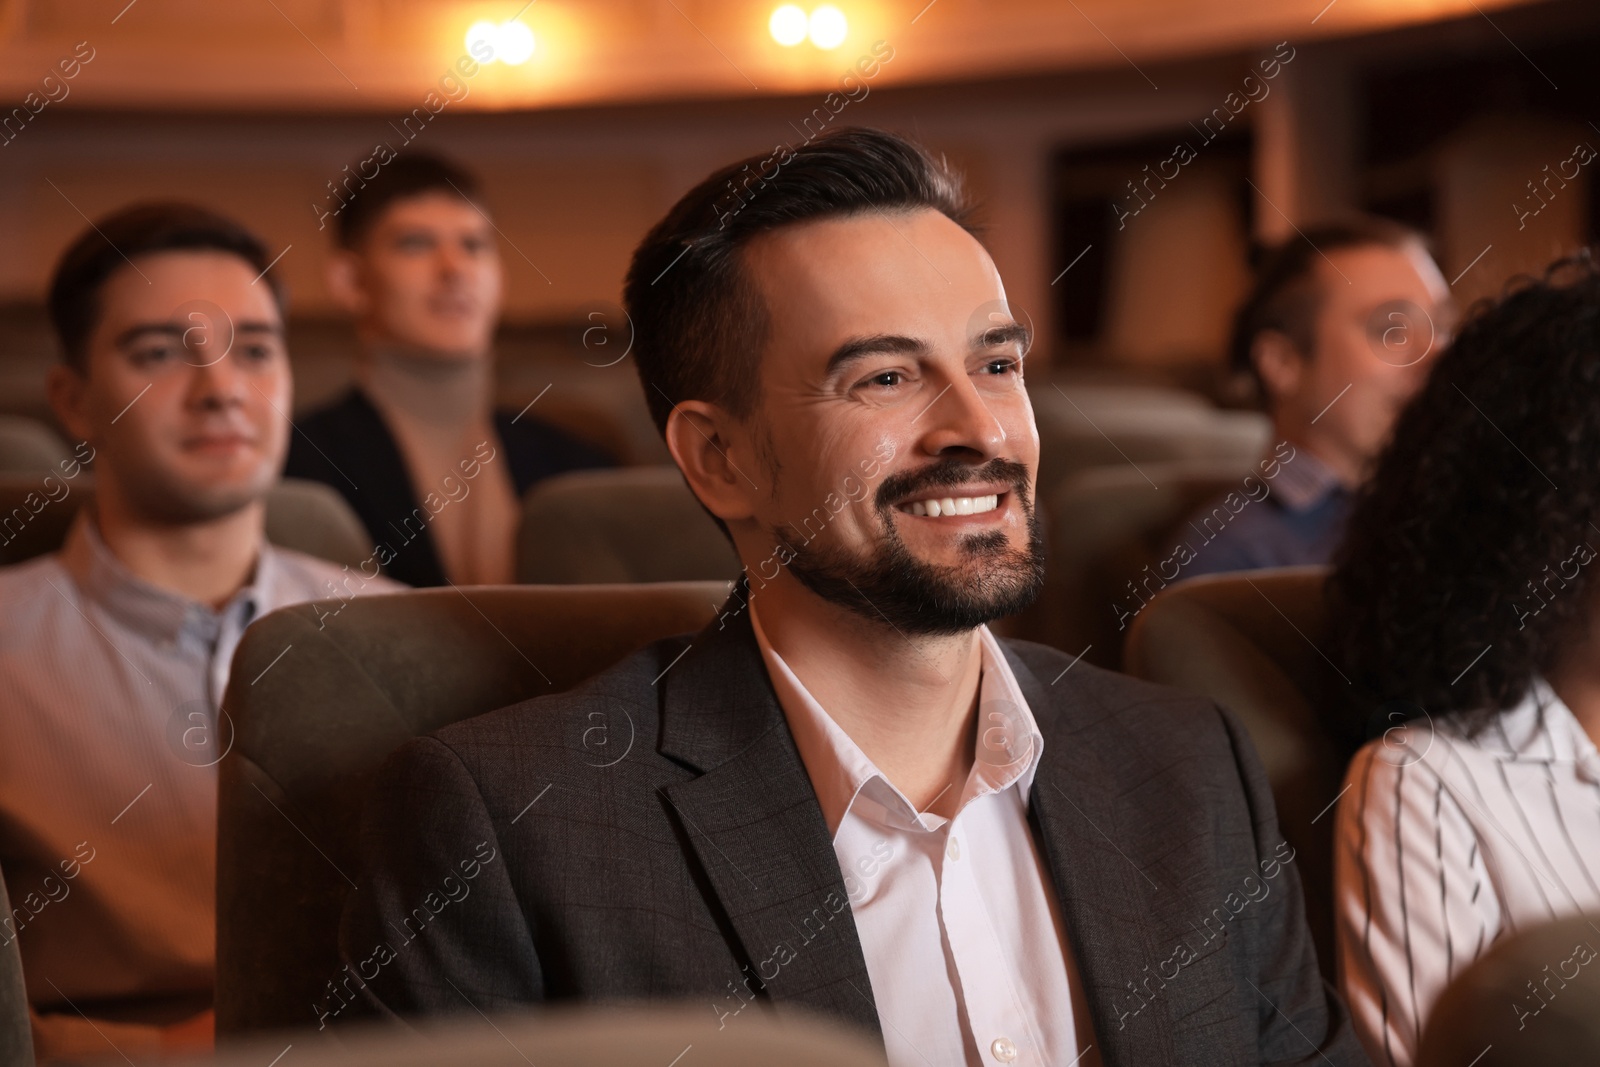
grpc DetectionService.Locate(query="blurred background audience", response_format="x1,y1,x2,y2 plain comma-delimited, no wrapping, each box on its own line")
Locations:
285,153,611,587
1180,217,1451,578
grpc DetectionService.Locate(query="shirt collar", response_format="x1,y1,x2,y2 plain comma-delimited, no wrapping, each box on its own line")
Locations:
748,597,1046,841
59,506,275,647
1270,444,1346,513
1495,675,1600,783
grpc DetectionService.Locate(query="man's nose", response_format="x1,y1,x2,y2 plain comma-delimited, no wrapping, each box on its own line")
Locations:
917,374,1008,459
438,241,473,277
186,354,249,408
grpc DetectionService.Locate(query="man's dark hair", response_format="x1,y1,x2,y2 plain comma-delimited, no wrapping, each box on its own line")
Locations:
47,201,285,373
333,152,485,249
623,126,977,441
1329,252,1600,736
1230,215,1425,397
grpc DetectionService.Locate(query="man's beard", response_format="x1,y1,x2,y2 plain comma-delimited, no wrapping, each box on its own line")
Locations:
775,458,1046,636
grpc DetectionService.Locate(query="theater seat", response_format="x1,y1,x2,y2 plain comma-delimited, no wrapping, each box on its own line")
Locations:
1022,459,1257,665
1122,566,1367,981
1418,913,1600,1066
0,868,33,1067
1032,385,1270,486
199,1005,886,1067
516,466,741,584
0,476,373,571
215,581,727,1036
259,477,375,572
1026,381,1212,423
0,416,70,475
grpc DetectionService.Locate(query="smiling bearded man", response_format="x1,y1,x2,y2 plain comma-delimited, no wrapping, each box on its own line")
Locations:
340,127,1366,1067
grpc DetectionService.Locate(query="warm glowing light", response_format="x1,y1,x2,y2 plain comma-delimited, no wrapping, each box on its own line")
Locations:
466,20,499,59
497,21,536,64
808,5,848,49
466,19,536,65
769,5,809,46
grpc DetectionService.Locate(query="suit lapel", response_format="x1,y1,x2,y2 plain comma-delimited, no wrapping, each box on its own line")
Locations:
658,588,881,1037
1003,645,1177,1067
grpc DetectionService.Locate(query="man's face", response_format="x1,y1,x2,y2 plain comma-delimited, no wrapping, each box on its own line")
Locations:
738,208,1045,634
1278,241,1453,474
55,250,291,523
343,191,503,358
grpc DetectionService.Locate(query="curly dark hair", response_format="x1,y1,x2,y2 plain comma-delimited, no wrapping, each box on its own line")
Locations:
1329,252,1600,736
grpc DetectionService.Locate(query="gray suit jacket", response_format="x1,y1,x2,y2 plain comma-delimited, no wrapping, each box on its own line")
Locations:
339,589,1368,1066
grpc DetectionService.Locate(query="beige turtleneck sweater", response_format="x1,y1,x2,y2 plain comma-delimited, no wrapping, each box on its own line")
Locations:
358,347,519,585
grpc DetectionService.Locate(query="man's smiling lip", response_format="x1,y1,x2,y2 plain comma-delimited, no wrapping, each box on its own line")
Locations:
889,483,1014,509
891,486,1014,519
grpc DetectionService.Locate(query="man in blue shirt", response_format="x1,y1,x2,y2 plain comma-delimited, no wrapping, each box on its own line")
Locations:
1184,217,1452,577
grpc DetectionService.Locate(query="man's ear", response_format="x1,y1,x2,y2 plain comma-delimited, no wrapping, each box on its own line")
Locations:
325,249,368,317
46,362,94,446
664,400,761,527
1251,329,1305,407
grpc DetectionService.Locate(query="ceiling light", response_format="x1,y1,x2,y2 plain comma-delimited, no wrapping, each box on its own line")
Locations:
808,5,848,49
466,20,499,60
497,21,535,65
465,19,536,66
769,5,809,47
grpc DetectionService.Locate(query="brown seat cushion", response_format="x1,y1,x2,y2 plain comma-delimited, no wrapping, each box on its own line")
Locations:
215,581,726,1035
1124,566,1367,981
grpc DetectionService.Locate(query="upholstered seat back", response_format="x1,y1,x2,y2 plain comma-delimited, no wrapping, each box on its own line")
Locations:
0,868,33,1067
1030,459,1257,664
516,466,740,584
1418,912,1600,1066
1031,385,1270,486
0,475,374,570
215,582,726,1035
0,416,70,475
1123,566,1365,979
202,1005,888,1067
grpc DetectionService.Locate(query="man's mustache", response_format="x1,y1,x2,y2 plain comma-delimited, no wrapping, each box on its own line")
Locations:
875,458,1032,512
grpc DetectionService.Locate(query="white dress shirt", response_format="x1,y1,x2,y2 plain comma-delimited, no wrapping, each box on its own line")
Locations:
1335,676,1600,1067
749,601,1094,1067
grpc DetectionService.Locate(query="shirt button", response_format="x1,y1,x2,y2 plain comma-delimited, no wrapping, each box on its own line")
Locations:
990,1036,1017,1062
946,836,960,861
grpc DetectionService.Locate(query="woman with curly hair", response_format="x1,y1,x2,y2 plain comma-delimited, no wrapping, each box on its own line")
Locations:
1330,254,1600,1067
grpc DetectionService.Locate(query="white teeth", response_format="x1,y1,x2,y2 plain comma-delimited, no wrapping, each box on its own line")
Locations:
901,493,1001,517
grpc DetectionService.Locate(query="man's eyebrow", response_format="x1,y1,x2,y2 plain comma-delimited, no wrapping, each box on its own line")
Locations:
112,320,281,347
113,323,185,347
975,320,1031,351
825,333,929,375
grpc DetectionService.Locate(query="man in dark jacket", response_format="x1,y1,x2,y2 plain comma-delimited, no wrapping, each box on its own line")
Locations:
286,153,609,587
340,127,1367,1067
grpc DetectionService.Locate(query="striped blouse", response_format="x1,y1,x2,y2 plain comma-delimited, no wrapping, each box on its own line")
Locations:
1334,677,1600,1067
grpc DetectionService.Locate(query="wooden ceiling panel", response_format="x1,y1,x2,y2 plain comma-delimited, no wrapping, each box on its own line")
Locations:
0,0,1555,112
